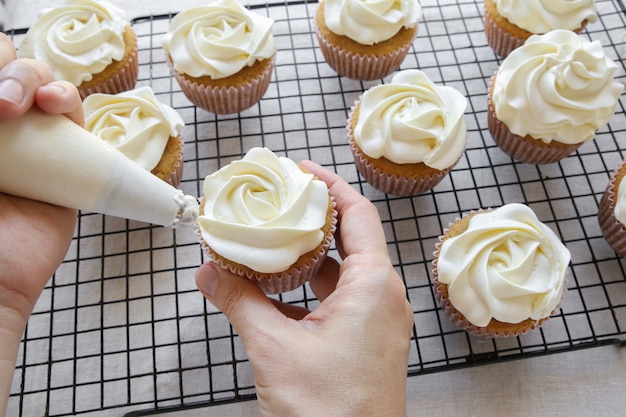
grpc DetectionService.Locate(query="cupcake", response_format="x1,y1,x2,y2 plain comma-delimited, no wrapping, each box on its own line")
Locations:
314,0,421,81
161,0,276,115
347,69,467,196
17,0,138,99
83,86,186,188
484,0,598,58
432,203,571,338
197,147,337,294
598,158,626,257
488,30,624,165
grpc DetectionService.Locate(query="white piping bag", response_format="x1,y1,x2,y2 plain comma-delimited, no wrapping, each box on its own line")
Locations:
0,108,199,227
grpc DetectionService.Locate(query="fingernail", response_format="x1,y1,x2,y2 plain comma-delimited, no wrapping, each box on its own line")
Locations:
0,78,25,105
196,263,220,297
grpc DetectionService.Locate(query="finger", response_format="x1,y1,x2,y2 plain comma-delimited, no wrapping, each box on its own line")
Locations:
299,160,389,257
270,298,311,320
0,57,55,120
0,33,17,68
195,262,287,337
308,256,341,301
36,80,85,126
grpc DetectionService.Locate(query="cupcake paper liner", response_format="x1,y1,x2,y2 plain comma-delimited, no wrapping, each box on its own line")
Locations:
197,199,338,295
487,72,582,164
314,23,413,81
483,3,527,59
432,209,566,338
347,103,457,196
170,53,276,115
598,161,626,257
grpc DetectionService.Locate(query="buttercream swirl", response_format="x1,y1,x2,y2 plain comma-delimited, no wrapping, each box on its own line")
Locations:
494,0,598,33
492,30,624,145
323,0,421,45
353,69,467,170
161,0,275,79
198,147,330,273
437,203,571,327
83,86,184,171
17,0,127,86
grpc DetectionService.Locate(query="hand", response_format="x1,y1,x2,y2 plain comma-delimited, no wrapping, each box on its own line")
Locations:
196,160,414,417
0,33,83,417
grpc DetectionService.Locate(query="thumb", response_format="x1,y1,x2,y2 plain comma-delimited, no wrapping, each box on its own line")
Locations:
195,262,282,334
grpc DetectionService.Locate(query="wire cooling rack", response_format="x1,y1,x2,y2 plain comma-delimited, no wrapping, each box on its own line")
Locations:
5,0,626,415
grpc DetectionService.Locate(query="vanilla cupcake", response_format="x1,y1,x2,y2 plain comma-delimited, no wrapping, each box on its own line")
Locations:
162,0,276,114
314,0,421,80
83,86,185,187
197,147,337,294
488,30,624,165
598,159,626,257
347,69,467,196
432,203,571,338
484,0,598,58
18,0,138,99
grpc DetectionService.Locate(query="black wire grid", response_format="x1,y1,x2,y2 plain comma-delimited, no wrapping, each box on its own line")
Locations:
5,0,626,415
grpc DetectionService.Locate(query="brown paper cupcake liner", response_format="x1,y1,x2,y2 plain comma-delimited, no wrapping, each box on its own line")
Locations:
197,199,338,294
487,72,582,164
432,210,565,338
314,25,412,81
170,54,275,115
347,103,458,196
78,27,139,99
598,161,626,257
483,6,527,59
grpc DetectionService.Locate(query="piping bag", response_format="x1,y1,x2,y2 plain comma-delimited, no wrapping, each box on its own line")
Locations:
0,108,199,227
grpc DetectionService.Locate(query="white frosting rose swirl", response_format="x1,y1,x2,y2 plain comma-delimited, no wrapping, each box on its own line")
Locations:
83,86,184,171
354,69,467,170
161,0,275,79
198,147,330,273
323,0,421,45
492,30,624,145
437,203,571,327
17,0,127,86
494,0,598,33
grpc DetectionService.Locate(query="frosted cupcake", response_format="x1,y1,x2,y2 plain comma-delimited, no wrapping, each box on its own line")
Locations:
314,0,421,80
347,69,467,196
598,159,626,257
197,147,337,294
484,0,598,58
488,30,624,165
162,0,276,114
432,203,571,338
83,86,185,188
18,0,138,99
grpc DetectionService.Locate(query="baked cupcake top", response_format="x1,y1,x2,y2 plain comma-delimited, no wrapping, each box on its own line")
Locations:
17,0,127,86
323,0,421,45
353,69,467,170
436,203,571,327
493,0,597,33
492,30,623,145
161,0,275,80
198,147,331,273
83,86,184,172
